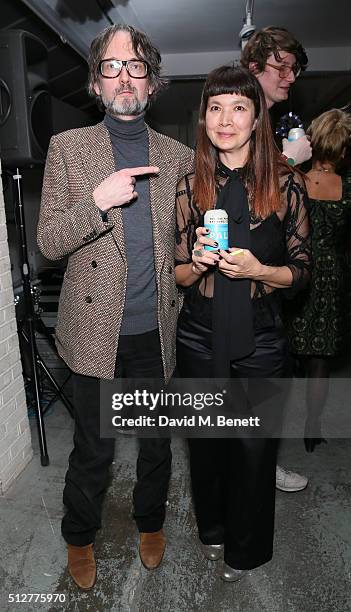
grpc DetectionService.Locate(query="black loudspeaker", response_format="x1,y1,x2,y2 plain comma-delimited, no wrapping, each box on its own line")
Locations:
0,30,53,167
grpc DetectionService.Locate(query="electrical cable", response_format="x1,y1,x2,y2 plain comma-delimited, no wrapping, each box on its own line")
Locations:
95,0,114,25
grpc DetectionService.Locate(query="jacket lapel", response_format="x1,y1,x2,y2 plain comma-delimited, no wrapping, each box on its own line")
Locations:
81,122,126,262
80,122,178,271
148,126,176,277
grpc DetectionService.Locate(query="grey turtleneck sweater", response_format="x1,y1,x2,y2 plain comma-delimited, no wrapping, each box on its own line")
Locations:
104,113,157,335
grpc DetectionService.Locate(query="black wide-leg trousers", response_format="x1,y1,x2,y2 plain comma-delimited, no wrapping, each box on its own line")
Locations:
61,329,171,546
177,304,288,570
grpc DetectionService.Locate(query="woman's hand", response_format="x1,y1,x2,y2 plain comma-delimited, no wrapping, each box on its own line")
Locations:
191,226,220,275
218,247,263,280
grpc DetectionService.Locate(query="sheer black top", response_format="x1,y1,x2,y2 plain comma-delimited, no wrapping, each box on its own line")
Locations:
175,164,311,305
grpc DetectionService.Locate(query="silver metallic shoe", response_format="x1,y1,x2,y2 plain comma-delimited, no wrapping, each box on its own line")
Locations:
220,561,247,582
200,543,224,561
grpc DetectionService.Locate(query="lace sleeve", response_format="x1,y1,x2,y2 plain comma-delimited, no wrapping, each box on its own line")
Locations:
175,173,200,266
281,171,311,298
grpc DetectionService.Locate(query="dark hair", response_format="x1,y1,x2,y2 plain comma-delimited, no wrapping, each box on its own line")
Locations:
193,65,283,218
241,26,308,73
87,24,167,110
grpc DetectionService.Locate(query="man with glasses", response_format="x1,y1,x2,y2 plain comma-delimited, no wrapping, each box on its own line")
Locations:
242,26,312,167
37,24,194,589
241,26,311,493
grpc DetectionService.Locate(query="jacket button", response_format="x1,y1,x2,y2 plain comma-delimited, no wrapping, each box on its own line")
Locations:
171,299,176,307
168,266,173,273
85,296,92,304
91,260,97,268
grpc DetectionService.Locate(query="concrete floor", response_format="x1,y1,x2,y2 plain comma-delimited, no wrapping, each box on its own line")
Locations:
0,389,350,612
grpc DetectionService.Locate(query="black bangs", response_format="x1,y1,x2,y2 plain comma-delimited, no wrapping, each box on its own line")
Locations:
203,66,262,114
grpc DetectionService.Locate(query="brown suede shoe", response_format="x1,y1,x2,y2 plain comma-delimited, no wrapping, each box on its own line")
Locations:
67,543,96,590
139,529,166,570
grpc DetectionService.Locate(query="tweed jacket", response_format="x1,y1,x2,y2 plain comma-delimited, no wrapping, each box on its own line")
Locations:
37,121,194,380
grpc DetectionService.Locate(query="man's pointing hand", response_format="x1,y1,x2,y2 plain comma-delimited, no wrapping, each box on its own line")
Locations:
93,166,160,211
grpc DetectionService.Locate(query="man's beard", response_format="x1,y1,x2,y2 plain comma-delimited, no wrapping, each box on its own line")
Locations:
102,85,148,116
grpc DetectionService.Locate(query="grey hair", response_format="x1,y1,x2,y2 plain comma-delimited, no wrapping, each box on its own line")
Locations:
87,24,167,110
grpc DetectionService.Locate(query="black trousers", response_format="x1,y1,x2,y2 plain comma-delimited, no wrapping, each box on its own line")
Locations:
177,301,288,570
61,329,171,546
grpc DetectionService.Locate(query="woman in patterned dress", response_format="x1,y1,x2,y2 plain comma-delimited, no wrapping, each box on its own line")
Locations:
286,109,351,451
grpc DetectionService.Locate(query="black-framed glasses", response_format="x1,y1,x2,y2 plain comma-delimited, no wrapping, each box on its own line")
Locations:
99,58,149,79
266,62,301,79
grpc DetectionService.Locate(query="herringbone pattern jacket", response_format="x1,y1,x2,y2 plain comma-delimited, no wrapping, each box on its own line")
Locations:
37,121,194,380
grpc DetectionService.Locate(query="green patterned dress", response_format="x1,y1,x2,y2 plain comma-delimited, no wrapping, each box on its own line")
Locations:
287,173,351,356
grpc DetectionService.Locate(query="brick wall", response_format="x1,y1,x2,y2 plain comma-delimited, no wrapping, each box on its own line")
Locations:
0,161,33,494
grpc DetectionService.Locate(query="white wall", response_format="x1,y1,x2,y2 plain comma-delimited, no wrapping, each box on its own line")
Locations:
0,161,33,494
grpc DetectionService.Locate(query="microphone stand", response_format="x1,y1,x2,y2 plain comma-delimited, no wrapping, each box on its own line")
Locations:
11,165,74,466
12,168,49,466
